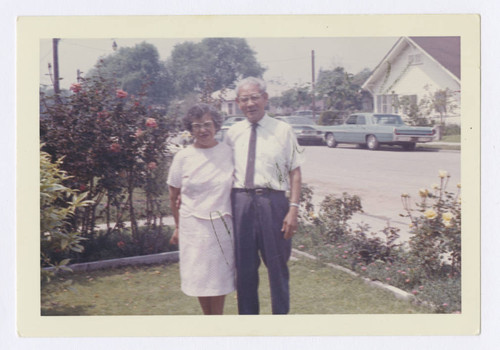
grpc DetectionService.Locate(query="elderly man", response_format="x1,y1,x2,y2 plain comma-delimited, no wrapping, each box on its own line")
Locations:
225,77,303,314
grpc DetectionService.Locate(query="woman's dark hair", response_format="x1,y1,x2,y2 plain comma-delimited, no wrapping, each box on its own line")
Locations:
183,103,223,132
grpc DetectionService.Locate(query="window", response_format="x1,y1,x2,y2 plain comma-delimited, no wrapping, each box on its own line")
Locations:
376,94,397,114
357,116,366,125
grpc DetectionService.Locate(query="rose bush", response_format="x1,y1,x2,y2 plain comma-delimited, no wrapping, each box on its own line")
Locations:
40,70,175,256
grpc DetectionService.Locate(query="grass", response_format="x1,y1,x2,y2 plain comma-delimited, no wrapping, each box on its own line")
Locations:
41,256,433,316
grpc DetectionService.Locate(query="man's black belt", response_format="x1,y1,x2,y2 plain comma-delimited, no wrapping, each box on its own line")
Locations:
233,188,285,195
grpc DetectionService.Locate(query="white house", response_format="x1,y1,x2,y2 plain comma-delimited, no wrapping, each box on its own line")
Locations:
362,36,461,125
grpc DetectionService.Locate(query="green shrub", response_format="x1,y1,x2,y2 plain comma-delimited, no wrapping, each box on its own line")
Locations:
442,124,461,136
40,148,93,282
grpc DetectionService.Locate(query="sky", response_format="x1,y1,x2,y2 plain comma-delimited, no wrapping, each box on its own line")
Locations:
39,37,398,96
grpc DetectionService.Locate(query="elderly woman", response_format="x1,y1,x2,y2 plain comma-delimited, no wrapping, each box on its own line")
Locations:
167,103,235,315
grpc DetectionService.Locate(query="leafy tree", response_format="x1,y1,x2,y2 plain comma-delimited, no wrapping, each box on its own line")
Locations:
87,42,174,107
278,85,312,111
166,38,266,97
316,67,363,113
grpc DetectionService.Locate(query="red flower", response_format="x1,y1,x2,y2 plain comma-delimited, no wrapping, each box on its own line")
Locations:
145,118,158,128
79,184,87,191
134,101,140,107
117,241,126,249
110,143,121,153
70,83,82,93
97,111,109,119
147,161,157,170
116,89,128,98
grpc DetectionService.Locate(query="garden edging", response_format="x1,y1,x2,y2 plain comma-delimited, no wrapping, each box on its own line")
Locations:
46,248,415,303
292,249,416,302
43,251,179,273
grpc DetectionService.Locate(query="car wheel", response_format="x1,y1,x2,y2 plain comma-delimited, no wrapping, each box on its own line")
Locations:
403,142,416,151
325,133,337,148
366,135,379,150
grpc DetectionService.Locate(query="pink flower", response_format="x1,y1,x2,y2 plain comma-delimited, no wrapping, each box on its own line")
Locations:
344,250,348,254
134,101,140,107
412,290,418,295
386,277,391,281
134,128,144,138
110,143,121,153
405,279,411,283
401,271,407,275
361,266,367,271
147,162,157,170
419,285,424,290
298,245,305,249
116,89,128,98
70,83,82,93
342,255,347,259
442,303,448,307
145,118,158,128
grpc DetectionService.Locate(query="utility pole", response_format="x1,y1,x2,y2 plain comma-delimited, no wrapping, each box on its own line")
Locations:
311,50,316,121
52,38,61,94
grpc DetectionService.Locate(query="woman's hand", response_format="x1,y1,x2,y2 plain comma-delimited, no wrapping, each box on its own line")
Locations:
169,228,179,245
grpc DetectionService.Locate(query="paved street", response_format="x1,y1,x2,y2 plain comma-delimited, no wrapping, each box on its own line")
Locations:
300,144,461,242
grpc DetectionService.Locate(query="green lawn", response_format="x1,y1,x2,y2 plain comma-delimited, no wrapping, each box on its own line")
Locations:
42,255,432,315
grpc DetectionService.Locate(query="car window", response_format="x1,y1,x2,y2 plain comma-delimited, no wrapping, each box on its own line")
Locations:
346,116,357,124
374,115,404,125
357,116,366,125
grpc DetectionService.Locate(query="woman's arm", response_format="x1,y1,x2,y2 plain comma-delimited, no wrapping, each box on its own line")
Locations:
168,185,181,245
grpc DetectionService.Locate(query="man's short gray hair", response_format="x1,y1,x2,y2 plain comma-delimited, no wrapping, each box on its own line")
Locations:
236,77,267,95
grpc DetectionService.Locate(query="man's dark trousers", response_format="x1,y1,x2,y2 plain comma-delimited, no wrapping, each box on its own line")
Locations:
231,189,292,315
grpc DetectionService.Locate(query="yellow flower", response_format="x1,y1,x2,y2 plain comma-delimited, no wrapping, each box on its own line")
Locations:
457,183,461,189
432,183,440,190
442,212,454,222
443,220,453,228
401,193,410,198
424,209,438,219
438,170,449,178
419,188,429,198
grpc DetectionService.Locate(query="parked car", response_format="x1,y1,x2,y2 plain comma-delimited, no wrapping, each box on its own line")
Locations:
275,116,324,145
317,113,437,150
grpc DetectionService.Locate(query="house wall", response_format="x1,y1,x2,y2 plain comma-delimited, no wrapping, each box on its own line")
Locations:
370,41,461,125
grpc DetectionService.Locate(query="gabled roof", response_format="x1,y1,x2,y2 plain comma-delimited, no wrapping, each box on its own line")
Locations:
408,36,460,79
362,36,460,91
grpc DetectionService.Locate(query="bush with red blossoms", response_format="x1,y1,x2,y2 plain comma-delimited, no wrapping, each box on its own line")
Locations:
40,71,175,254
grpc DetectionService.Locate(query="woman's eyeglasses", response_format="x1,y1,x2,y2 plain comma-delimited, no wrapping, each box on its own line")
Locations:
191,121,214,131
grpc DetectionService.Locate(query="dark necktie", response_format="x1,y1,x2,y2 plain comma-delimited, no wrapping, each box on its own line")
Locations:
244,123,258,189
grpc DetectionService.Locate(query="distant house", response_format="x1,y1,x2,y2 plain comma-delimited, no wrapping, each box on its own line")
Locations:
362,36,461,125
211,89,244,118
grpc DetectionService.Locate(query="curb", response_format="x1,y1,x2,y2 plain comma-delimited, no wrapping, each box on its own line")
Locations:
292,249,416,302
44,251,179,273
